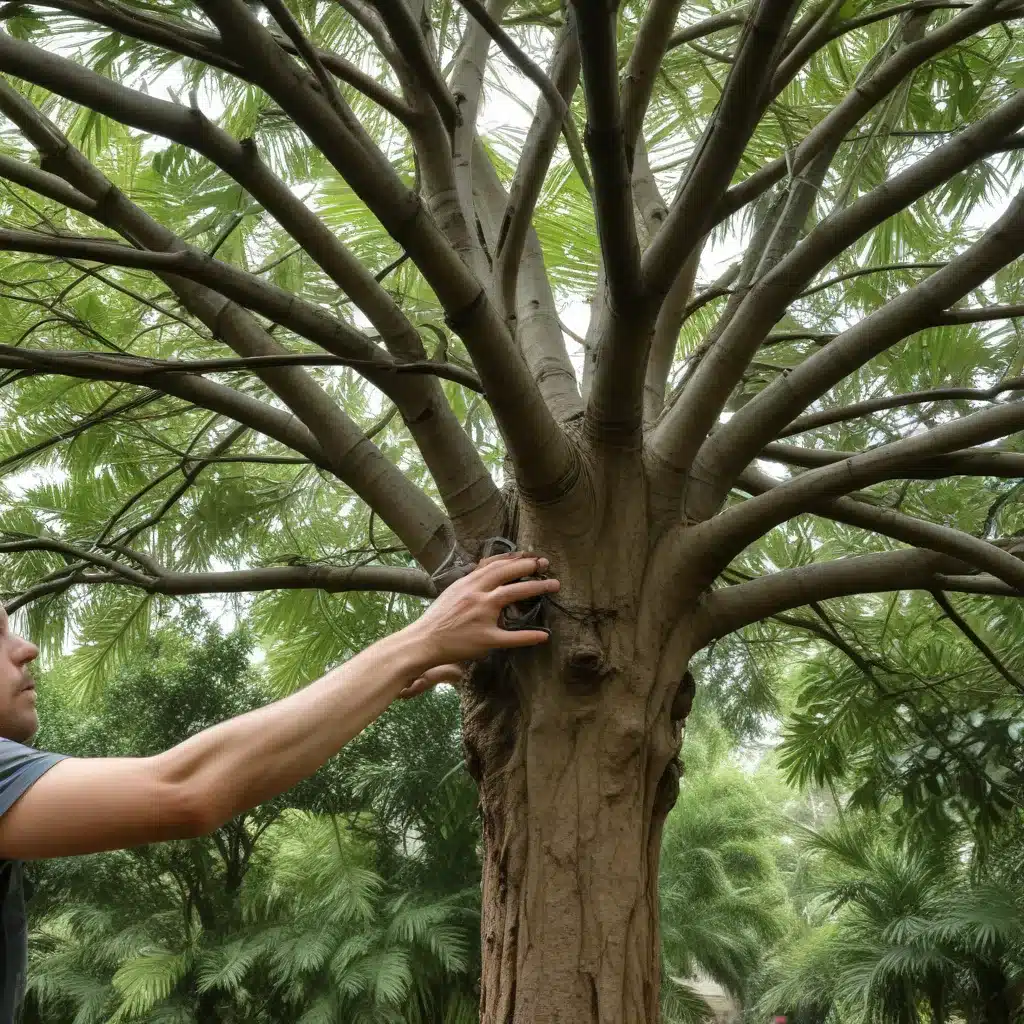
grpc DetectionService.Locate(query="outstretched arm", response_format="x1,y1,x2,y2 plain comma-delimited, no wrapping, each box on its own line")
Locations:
0,555,557,860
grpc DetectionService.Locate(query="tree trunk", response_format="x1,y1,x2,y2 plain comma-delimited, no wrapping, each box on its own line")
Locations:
461,500,697,1024
975,961,1013,1024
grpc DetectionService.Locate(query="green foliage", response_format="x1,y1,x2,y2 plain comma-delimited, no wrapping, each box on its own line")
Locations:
756,814,1024,1024
775,591,1024,842
660,719,794,1018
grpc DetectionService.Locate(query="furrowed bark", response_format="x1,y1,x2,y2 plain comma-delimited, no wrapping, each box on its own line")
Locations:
463,503,699,1024
652,85,1024,495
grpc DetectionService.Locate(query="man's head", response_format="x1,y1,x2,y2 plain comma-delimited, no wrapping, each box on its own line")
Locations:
0,607,39,743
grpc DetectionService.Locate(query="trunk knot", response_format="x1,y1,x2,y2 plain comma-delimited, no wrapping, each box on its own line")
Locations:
653,758,681,818
671,671,696,726
566,643,610,694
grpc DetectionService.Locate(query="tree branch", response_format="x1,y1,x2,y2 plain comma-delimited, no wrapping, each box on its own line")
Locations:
732,464,1024,595
572,0,643,311
695,547,984,643
658,89,1024,498
930,590,1024,695
493,16,580,319
693,184,1024,510
620,0,685,150
797,260,947,298
473,138,584,424
5,560,435,613
775,0,1013,183
0,344,483,391
192,0,579,503
11,0,415,123
714,0,1022,227
779,377,1024,436
667,7,748,50
370,0,459,132
641,0,799,299
0,81,504,541
761,442,1024,479
454,0,567,117
701,395,1024,583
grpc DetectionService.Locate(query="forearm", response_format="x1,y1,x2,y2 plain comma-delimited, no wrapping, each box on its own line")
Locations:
154,626,433,830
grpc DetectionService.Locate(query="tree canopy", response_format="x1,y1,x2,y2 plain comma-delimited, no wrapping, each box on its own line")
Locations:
3,0,1024,1019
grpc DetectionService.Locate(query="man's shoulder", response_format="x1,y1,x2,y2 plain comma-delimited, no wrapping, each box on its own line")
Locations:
0,738,64,772
0,740,68,816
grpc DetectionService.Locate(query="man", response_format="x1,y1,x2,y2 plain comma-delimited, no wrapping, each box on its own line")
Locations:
0,553,557,1022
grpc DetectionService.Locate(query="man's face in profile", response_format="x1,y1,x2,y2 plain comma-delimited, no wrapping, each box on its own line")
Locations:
0,607,40,743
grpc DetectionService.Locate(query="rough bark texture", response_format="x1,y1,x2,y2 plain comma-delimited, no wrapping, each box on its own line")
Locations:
456,454,701,1022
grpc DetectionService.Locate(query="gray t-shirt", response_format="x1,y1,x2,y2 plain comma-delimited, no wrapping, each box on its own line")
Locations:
0,740,67,1023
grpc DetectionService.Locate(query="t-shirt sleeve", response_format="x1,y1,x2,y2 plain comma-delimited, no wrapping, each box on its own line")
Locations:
0,740,67,818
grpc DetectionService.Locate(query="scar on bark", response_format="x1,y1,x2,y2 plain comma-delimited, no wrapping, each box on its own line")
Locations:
671,670,696,726
655,672,697,818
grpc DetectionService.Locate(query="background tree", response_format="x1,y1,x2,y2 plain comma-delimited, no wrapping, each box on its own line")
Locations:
757,815,1024,1024
1,0,1024,1019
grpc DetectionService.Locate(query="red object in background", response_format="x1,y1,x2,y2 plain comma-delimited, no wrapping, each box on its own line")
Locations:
775,1017,788,1023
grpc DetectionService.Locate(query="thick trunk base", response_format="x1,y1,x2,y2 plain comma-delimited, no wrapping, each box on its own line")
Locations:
461,573,696,1024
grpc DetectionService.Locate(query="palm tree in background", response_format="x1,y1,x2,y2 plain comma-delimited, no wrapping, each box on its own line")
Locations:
759,816,1024,1024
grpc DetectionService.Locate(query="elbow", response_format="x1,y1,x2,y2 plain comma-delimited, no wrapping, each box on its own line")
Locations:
174,785,222,840
148,756,225,840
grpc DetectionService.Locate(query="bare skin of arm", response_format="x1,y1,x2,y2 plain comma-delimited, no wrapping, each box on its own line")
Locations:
0,554,557,860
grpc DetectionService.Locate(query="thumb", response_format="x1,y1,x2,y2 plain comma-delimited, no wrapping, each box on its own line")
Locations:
399,663,464,699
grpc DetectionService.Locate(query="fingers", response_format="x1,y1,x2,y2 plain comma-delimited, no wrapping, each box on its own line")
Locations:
423,663,464,684
490,628,551,649
493,577,560,606
473,554,550,589
399,663,463,699
398,678,434,699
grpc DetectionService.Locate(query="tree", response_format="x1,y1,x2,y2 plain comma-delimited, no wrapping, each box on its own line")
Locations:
757,816,1024,1024
1,0,1024,1018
